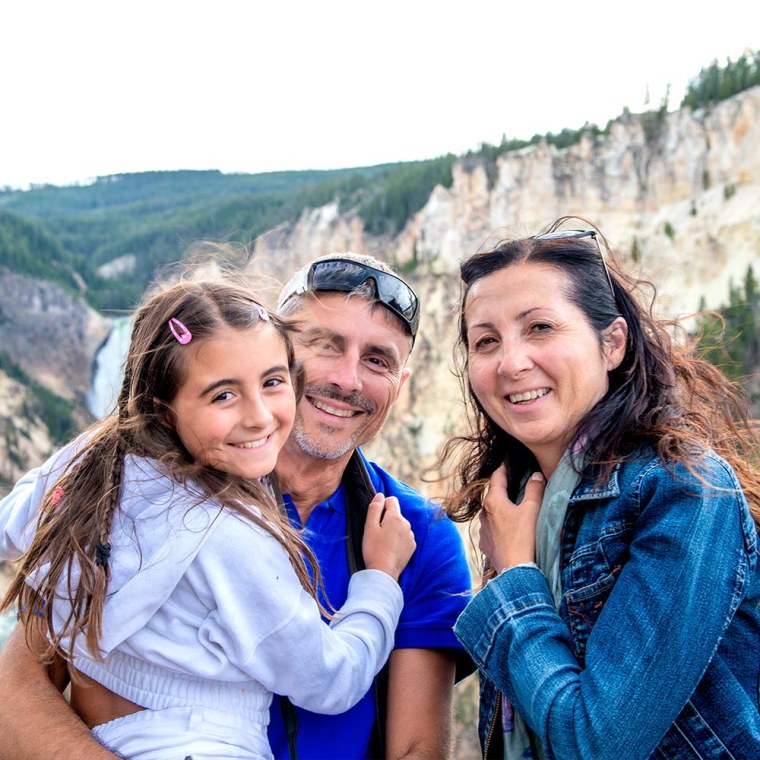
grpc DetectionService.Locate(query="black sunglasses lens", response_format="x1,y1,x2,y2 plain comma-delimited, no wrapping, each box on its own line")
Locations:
310,261,368,290
308,259,419,336
374,278,416,317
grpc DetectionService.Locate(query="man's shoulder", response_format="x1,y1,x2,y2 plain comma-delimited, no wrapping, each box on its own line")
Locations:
358,451,439,514
355,451,465,557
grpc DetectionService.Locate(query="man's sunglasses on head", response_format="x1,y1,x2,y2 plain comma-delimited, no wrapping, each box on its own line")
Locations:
278,258,420,340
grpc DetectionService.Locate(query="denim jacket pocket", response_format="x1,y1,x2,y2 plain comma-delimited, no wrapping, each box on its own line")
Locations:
562,522,630,663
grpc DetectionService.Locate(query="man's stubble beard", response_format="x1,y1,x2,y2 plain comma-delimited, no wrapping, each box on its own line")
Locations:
290,385,377,461
289,415,358,460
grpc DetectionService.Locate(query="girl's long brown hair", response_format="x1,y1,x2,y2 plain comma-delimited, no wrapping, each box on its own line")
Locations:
440,216,760,535
2,275,325,663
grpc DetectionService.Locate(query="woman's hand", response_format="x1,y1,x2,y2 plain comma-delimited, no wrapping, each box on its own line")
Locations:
479,466,545,573
362,493,416,581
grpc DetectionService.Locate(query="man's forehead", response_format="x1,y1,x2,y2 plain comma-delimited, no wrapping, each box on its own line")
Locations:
297,294,411,354
303,292,406,331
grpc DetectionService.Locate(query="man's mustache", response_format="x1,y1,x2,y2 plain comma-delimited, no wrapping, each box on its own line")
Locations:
304,385,375,414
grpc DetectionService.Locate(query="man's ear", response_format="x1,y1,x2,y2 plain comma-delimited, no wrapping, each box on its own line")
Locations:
392,367,411,403
604,318,628,371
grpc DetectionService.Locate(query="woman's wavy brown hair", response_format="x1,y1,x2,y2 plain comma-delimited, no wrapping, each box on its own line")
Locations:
1,275,325,663
440,216,760,535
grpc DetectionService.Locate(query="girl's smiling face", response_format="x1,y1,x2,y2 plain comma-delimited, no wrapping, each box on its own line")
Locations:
171,323,296,479
464,262,627,477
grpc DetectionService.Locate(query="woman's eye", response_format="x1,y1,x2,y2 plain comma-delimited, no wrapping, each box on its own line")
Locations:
472,336,496,350
264,376,285,388
212,390,234,403
531,322,552,333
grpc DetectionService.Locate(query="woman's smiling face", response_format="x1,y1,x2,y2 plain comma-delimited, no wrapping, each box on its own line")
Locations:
464,262,627,477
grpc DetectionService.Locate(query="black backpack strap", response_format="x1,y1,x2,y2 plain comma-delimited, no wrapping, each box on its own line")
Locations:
278,694,300,760
342,450,375,574
342,451,390,760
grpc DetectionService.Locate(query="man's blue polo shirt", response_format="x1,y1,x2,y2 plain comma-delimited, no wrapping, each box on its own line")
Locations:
267,449,472,760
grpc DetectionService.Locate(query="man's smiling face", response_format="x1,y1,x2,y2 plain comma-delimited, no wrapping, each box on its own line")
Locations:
287,292,411,461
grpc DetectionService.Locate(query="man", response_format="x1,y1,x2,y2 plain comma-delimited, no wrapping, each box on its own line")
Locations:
0,253,472,760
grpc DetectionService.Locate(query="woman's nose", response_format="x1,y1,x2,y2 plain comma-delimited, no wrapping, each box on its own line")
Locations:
497,342,533,378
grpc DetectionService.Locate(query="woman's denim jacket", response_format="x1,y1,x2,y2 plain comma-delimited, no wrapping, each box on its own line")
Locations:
454,450,760,759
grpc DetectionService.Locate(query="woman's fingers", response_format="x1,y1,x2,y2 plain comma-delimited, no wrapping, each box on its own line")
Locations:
479,469,545,572
521,471,546,510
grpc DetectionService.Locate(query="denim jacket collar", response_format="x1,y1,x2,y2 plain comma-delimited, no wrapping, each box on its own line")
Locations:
569,462,622,503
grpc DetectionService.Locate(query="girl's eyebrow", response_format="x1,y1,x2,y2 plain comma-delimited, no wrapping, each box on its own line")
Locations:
265,364,291,375
199,378,238,397
199,365,290,397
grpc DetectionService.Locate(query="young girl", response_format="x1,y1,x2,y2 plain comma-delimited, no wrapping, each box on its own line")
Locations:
0,277,416,759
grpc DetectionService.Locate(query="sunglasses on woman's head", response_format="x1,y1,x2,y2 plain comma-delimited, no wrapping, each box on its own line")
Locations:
533,229,615,296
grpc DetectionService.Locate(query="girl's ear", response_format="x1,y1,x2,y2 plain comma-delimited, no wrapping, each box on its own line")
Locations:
153,397,175,428
604,317,628,371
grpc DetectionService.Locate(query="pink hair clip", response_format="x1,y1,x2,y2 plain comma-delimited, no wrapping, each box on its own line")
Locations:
168,317,192,344
50,486,65,506
255,304,270,322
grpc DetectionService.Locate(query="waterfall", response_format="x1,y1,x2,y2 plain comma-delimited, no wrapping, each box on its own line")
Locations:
0,608,15,651
86,316,132,419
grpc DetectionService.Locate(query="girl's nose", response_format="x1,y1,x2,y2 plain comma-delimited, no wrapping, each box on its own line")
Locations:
242,393,273,428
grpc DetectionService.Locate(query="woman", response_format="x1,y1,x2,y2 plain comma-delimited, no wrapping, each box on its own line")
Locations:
444,217,760,759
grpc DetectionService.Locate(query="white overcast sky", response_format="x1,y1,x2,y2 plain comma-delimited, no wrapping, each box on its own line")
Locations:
1,1,758,190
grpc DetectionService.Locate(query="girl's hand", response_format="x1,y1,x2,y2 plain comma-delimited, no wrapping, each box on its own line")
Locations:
362,494,416,581
479,466,545,573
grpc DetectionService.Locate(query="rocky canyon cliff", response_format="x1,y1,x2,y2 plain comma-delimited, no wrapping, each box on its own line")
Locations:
248,86,760,493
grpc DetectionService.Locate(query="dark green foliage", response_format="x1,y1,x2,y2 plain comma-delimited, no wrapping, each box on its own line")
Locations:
697,267,760,400
641,97,669,149
357,156,456,236
0,169,362,218
0,353,79,445
630,237,641,263
681,50,760,109
543,123,606,149
0,210,81,291
464,123,608,185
